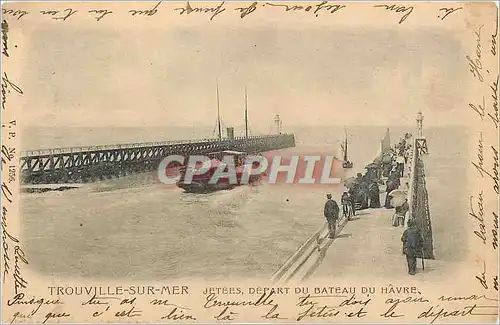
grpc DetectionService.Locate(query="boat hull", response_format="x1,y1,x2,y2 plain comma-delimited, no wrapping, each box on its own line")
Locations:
176,181,235,193
176,175,261,194
343,161,353,169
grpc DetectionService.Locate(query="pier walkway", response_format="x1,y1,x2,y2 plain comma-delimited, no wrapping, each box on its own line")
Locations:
311,207,447,282
271,200,449,285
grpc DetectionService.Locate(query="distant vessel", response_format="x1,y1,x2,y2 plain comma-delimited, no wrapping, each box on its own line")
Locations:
176,84,262,193
341,128,353,169
380,128,392,164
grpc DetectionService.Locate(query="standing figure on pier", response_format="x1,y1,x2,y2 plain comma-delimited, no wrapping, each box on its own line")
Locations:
324,194,340,239
341,190,354,220
384,176,398,208
381,151,392,177
395,198,409,227
396,155,405,177
401,219,424,275
389,169,401,187
356,173,369,209
372,157,383,179
368,181,381,208
348,186,357,216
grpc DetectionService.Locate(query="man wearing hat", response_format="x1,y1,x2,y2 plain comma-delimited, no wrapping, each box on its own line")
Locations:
396,155,406,177
401,219,424,275
324,193,340,239
341,190,352,220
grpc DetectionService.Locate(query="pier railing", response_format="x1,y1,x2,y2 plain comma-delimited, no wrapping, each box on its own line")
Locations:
406,139,418,219
407,136,434,259
271,215,349,284
21,134,293,157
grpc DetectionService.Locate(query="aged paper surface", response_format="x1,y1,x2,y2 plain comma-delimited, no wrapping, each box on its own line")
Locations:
1,1,499,323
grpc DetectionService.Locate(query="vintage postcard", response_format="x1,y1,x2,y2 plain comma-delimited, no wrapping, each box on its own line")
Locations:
1,1,499,323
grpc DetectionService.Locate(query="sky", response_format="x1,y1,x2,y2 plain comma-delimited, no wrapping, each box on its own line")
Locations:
22,21,468,131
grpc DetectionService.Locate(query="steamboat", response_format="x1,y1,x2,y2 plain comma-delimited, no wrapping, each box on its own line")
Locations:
176,84,264,193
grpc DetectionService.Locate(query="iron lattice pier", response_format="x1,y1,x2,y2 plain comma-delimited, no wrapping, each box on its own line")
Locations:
409,142,434,259
20,134,296,184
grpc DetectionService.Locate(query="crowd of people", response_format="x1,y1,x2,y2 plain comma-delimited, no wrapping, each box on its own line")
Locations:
322,132,424,275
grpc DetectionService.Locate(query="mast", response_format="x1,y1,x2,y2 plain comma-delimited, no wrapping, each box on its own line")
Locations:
344,138,348,161
245,86,249,138
344,128,348,161
216,79,222,140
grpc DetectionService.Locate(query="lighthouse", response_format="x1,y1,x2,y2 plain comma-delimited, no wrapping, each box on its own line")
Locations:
274,114,283,135
415,111,428,155
416,111,424,138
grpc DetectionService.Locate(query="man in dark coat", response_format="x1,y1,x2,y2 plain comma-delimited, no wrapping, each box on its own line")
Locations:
341,191,350,218
358,185,369,209
401,219,424,275
390,170,401,187
368,181,381,208
355,173,369,209
385,171,401,208
348,186,357,216
341,190,355,220
324,194,340,239
384,178,396,208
